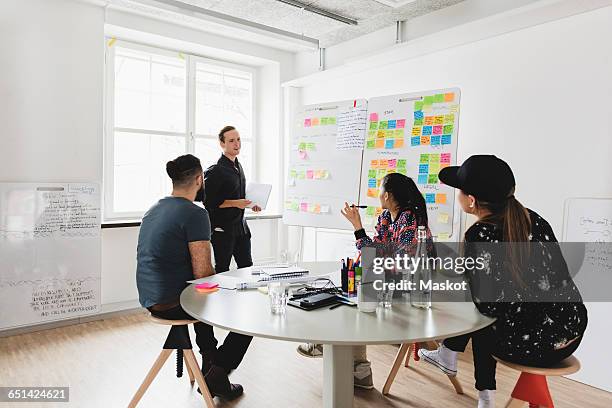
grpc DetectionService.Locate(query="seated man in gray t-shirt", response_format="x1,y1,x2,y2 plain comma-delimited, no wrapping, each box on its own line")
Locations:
136,154,251,400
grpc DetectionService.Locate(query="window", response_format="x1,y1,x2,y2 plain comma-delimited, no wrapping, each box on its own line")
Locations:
104,41,255,219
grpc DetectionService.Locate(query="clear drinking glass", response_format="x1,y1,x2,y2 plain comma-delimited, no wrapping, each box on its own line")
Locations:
268,282,288,314
378,286,394,309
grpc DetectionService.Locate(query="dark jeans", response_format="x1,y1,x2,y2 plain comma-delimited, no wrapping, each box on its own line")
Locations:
211,230,253,273
443,325,582,391
149,305,252,372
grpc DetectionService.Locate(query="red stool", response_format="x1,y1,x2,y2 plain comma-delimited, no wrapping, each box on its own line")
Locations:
494,355,581,408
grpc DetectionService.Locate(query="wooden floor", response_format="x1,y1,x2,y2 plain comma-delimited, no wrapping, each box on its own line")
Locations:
1,311,610,408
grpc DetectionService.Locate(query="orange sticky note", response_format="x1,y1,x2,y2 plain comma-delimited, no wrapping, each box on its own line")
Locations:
371,159,379,168
375,139,384,148
424,116,434,126
312,117,320,126
444,93,454,102
367,188,377,198
394,138,404,148
420,136,430,145
436,194,447,204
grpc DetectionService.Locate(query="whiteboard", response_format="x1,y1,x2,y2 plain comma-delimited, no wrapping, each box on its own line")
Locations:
0,183,101,329
359,88,460,238
563,198,612,242
283,99,367,230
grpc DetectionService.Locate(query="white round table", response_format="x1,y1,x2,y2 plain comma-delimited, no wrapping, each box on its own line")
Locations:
181,261,495,408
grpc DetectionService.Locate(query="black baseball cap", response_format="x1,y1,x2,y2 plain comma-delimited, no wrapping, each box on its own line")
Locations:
438,155,515,203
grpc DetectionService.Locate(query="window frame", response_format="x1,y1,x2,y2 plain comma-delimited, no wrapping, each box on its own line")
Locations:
103,39,257,221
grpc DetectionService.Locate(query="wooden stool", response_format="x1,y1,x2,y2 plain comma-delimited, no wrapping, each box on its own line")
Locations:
494,355,581,408
383,341,463,396
128,316,215,408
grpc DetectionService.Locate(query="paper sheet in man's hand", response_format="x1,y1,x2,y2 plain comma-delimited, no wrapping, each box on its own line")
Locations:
245,183,272,209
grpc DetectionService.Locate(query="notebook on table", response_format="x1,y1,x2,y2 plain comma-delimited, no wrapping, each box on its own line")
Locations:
259,266,309,281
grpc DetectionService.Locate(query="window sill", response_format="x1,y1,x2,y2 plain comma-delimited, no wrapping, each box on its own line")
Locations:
102,212,283,229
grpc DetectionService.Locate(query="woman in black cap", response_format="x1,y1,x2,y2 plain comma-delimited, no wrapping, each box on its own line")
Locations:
418,155,587,408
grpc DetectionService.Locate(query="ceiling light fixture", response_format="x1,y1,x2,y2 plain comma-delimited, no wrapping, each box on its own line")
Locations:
276,0,358,25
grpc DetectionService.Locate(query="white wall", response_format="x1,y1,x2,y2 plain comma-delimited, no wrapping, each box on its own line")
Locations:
289,4,612,392
0,0,292,321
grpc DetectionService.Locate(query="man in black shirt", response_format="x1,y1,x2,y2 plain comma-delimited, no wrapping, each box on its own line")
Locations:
203,126,261,273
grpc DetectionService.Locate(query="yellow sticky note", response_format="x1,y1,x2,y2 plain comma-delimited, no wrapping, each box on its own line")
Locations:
437,212,450,224
437,232,450,240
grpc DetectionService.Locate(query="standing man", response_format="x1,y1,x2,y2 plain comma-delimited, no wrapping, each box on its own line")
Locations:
203,126,261,273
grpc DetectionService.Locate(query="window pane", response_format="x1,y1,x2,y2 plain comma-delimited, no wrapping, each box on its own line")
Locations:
113,131,185,213
195,138,252,180
195,63,252,138
114,47,186,132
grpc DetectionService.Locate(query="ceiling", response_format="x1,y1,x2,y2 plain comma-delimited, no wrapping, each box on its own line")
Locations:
109,0,467,49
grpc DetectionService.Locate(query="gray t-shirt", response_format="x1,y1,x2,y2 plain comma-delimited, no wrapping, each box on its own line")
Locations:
136,196,211,308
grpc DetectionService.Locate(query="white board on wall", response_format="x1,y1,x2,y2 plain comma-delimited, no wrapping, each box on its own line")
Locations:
283,99,367,230
359,88,460,238
0,183,101,330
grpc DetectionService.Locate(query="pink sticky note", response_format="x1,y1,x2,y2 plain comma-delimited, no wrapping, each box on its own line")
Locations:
388,159,397,168
300,203,308,212
299,151,308,160
196,282,219,290
433,125,443,135
306,170,314,179
441,153,451,163
304,118,311,127
396,119,406,128
370,113,379,122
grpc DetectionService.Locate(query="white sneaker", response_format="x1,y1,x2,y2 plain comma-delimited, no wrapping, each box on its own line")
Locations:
418,344,458,376
477,390,495,408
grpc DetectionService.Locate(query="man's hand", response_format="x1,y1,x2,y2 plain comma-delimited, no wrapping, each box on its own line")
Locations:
188,240,215,279
252,205,262,212
220,199,252,209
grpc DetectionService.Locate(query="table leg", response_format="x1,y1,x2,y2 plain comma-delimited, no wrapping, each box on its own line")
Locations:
323,344,354,408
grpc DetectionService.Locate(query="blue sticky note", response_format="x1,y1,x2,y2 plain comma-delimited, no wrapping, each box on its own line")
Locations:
411,137,420,146
414,111,424,120
419,164,429,174
425,193,436,203
388,120,396,129
385,139,395,149
442,135,452,145
431,135,441,145
368,178,376,188
422,126,432,135
418,175,428,184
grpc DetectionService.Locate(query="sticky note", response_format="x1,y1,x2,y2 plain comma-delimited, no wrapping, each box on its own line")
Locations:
370,113,379,121
420,136,430,145
434,94,444,103
430,153,440,162
328,117,336,125
433,125,443,135
425,193,436,203
380,159,388,167
375,207,383,216
312,118,320,126
420,154,429,164
441,135,452,145
397,168,407,175
414,111,424,120
368,178,377,188
366,207,375,216
388,159,397,168
371,160,379,167
395,138,404,148
379,121,388,129
314,204,321,214
394,129,404,138
424,116,434,126
444,93,454,102
437,212,450,224
396,119,406,128
434,116,444,125
315,170,324,179
300,203,308,212
320,205,330,213
196,282,219,290
385,130,394,138
388,120,397,129
367,188,377,198
304,119,311,127
411,126,421,136
375,139,385,148
299,151,308,160
444,114,455,124
367,131,376,141
437,232,450,240
449,105,459,113
321,117,328,125
297,171,305,180
422,126,432,135
419,164,429,174
306,170,314,179
423,104,433,113
418,174,428,184
441,153,451,163
387,169,396,175
298,142,306,150
306,142,316,150
423,96,434,105
369,121,378,130
411,137,420,146
414,101,424,111
431,136,441,145
443,125,454,134
368,169,376,178
397,159,407,168
436,194,447,204
440,162,450,169
413,118,423,126
428,174,439,184
429,163,440,173
366,140,374,149
377,169,387,179
377,130,385,138
322,170,330,179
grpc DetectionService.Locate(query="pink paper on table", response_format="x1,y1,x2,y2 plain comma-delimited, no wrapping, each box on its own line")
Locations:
196,282,219,289
370,113,379,122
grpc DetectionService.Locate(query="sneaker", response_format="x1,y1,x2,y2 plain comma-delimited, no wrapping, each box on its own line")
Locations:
297,343,323,358
353,361,374,390
418,345,458,376
477,390,495,408
200,365,244,400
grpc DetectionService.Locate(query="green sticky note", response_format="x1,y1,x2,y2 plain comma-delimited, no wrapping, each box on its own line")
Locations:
321,117,328,125
379,121,388,129
290,170,297,178
368,130,376,139
395,129,404,137
370,121,378,130
328,117,336,125
368,169,376,178
443,125,454,134
366,140,375,149
420,154,429,164
414,118,423,126
377,169,387,179
423,96,434,105
430,153,440,162
298,142,306,150
366,206,375,216
434,94,444,103
298,171,305,179
306,142,316,150
397,159,407,168
428,174,439,184
414,101,424,111
397,168,407,175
